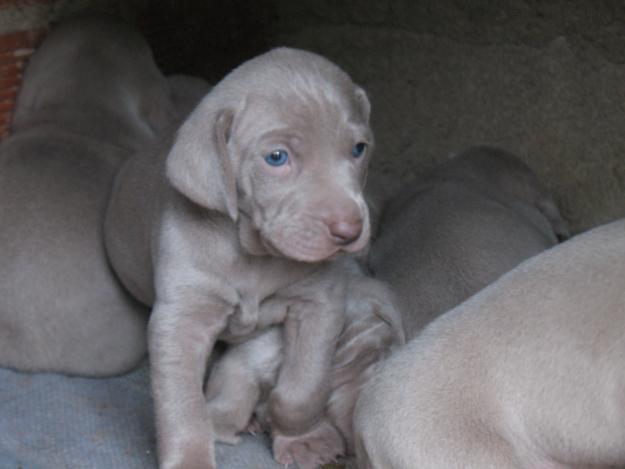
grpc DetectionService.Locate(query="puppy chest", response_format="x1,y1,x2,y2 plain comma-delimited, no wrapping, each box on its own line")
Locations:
218,258,310,340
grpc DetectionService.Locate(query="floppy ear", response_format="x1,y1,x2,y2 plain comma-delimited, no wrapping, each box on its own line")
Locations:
333,277,405,376
166,106,238,221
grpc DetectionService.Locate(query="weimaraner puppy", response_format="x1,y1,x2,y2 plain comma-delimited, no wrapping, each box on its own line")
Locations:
203,258,404,468
104,48,373,468
369,145,570,339
0,15,174,376
355,217,625,468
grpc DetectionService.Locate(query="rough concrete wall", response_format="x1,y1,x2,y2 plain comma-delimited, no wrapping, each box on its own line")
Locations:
268,0,625,233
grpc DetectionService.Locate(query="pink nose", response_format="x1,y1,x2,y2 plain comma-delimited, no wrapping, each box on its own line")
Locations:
329,219,363,245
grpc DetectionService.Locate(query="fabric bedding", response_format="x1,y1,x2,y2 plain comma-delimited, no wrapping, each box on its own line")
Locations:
0,364,282,469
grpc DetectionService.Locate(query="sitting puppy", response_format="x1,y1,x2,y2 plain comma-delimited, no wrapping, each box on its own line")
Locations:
203,258,404,468
355,218,625,468
0,15,174,376
369,145,570,338
104,48,373,468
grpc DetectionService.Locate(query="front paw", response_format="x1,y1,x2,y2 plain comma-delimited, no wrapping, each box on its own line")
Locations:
272,420,346,469
243,414,267,435
159,439,216,469
206,404,243,445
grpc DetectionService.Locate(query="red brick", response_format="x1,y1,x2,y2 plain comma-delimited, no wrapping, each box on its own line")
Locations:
0,119,10,138
0,50,32,64
0,98,15,112
0,83,18,95
0,81,18,92
0,74,20,88
0,95,18,108
0,29,46,52
0,67,20,77
0,24,49,142
0,59,24,72
0,83,17,91
0,57,20,66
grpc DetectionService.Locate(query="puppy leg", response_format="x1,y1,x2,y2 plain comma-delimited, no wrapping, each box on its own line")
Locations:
205,329,282,444
149,298,231,469
272,419,345,469
268,299,346,467
205,356,260,445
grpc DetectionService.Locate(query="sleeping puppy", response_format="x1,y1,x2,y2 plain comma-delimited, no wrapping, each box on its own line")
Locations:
104,48,373,468
355,218,625,468
203,258,404,468
369,145,570,339
10,15,174,148
0,15,174,376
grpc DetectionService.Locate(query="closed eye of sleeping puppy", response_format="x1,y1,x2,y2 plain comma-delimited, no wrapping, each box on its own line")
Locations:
0,14,174,376
104,48,373,468
355,218,625,469
202,258,404,469
369,145,570,339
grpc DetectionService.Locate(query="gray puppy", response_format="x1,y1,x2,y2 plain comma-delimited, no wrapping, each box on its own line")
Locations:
0,15,174,376
369,145,569,339
104,48,373,468
203,258,404,468
355,218,625,468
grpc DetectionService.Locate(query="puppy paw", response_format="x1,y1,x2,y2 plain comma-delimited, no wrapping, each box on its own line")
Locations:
213,427,242,446
272,420,345,469
159,443,216,469
243,414,266,435
212,413,266,444
206,407,243,445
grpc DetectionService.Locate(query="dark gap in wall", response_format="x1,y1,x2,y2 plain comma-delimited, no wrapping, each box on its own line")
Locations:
137,0,278,82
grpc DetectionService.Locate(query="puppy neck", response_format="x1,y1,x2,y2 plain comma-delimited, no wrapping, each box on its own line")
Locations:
236,209,273,257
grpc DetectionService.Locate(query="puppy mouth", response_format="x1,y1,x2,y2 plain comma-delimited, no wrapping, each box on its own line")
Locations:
248,206,371,262
262,227,370,263
236,209,337,261
262,235,341,263
338,231,370,254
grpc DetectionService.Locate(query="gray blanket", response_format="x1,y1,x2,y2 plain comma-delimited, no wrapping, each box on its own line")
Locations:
0,364,283,469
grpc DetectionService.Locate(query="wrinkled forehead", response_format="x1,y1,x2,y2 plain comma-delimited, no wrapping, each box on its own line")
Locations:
235,90,370,146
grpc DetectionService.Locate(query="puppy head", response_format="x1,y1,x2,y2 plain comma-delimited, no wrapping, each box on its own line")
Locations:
167,47,373,262
12,14,175,140
446,145,570,241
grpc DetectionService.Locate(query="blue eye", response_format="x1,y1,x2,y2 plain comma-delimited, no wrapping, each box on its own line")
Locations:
264,149,289,166
351,142,367,158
